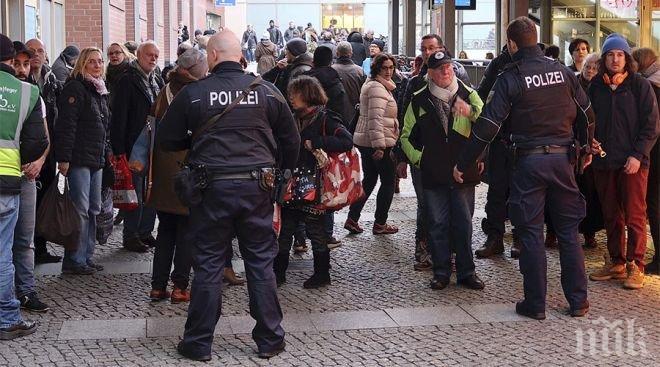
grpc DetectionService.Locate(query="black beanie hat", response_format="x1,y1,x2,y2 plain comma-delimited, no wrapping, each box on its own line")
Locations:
370,39,385,52
0,33,16,62
286,38,308,57
313,46,333,67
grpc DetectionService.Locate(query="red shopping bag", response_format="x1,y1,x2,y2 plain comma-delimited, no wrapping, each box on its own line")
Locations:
111,154,139,211
315,147,365,211
273,203,282,237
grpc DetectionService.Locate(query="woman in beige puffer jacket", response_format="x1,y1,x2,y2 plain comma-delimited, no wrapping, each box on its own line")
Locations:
345,53,400,235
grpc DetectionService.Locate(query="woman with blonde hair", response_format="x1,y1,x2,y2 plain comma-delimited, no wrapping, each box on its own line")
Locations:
54,47,110,275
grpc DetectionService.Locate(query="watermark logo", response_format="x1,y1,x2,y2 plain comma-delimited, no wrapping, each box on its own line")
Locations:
576,317,650,357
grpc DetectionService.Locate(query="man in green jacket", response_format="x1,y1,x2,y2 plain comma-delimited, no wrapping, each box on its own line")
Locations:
400,51,485,291
0,33,48,340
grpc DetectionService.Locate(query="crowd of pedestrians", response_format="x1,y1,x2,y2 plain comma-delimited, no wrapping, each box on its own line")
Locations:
0,17,658,362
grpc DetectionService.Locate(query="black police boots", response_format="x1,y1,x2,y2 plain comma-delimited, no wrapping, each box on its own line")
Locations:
273,253,289,287
303,251,331,289
475,235,504,258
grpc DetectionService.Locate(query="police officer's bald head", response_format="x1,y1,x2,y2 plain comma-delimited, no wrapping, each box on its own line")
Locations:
207,30,243,71
506,17,537,54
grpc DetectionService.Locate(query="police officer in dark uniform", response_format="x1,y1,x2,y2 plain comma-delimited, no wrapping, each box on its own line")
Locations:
474,44,519,259
454,17,596,320
158,31,300,361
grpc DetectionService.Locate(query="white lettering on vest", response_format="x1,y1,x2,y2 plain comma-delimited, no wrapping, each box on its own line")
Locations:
524,71,565,89
209,90,260,107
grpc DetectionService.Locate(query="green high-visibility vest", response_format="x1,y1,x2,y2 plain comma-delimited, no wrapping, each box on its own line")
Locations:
0,71,40,177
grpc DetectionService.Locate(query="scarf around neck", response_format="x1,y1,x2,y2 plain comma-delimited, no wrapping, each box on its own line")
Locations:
130,59,160,103
428,76,458,104
84,74,109,95
375,76,396,92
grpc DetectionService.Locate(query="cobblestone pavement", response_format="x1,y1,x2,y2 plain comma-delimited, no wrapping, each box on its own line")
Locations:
1,179,659,366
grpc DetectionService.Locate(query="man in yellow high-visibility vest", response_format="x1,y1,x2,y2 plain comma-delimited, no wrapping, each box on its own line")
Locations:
0,33,48,340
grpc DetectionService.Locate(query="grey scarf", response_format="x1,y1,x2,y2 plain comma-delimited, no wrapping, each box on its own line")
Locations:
130,59,160,104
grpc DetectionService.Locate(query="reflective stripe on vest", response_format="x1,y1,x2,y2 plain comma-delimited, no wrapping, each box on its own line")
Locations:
0,72,39,177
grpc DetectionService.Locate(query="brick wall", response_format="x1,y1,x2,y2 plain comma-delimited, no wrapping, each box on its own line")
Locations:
109,0,127,44
65,0,103,49
125,0,136,41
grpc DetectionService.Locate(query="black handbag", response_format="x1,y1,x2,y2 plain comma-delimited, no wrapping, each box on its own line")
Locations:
35,173,81,250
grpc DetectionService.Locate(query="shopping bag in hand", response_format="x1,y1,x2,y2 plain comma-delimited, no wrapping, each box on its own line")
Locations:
315,147,365,211
111,154,139,210
35,173,81,250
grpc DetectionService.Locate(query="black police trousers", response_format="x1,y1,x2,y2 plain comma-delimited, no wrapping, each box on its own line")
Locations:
483,139,511,237
181,179,284,355
508,153,588,313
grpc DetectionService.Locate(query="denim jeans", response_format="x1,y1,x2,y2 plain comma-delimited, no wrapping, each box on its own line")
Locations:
151,212,192,290
279,208,328,255
63,167,102,269
324,211,334,238
424,185,476,281
122,174,156,240
13,178,36,298
246,48,255,62
0,193,22,329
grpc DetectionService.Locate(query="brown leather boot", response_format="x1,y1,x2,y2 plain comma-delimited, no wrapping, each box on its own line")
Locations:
475,235,504,258
223,268,246,286
170,288,190,303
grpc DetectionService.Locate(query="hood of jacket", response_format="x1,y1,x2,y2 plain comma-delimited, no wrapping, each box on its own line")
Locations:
335,56,355,65
347,32,363,43
167,68,198,95
59,45,80,67
643,62,660,88
291,52,313,67
305,66,342,90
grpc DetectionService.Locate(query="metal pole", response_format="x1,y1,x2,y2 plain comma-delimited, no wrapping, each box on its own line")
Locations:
392,0,399,54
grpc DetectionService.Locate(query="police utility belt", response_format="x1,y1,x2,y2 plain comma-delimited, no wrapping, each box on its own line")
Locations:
507,143,575,170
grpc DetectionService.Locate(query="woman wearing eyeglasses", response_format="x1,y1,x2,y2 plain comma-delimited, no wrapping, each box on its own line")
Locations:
344,53,400,235
105,43,134,106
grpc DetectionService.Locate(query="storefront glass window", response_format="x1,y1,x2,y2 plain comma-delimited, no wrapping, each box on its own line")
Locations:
552,0,641,63
322,4,364,32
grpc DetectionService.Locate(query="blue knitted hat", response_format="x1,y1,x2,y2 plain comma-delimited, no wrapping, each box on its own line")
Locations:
601,34,631,56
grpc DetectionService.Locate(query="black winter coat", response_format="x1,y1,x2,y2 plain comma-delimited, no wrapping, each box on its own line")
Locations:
588,72,660,169
262,53,313,100
347,32,367,67
55,76,110,169
296,108,354,170
476,45,511,101
304,67,353,126
110,66,163,155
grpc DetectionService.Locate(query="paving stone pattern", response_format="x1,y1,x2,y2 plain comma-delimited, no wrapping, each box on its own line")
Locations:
2,179,659,366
